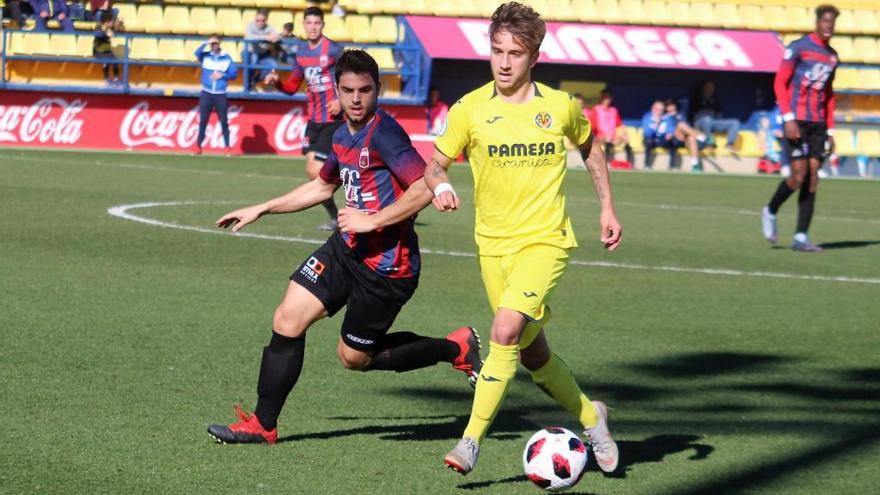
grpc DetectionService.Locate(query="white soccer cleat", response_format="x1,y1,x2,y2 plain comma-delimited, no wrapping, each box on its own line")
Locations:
761,207,778,244
584,401,619,473
444,437,480,475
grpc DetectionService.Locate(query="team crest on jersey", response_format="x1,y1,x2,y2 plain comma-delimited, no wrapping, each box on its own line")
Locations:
319,55,329,67
534,111,553,129
359,147,370,168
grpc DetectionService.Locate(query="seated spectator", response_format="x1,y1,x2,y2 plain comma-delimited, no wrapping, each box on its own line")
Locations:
68,0,87,21
88,0,113,22
278,22,297,64
666,99,707,172
93,12,120,86
426,86,448,136
590,88,634,165
641,100,673,170
30,0,74,32
244,8,280,89
2,0,30,28
690,80,740,156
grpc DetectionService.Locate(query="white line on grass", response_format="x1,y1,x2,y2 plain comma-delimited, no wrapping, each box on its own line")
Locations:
108,201,880,285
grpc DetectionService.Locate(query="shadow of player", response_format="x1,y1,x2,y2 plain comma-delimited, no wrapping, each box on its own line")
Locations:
601,434,713,479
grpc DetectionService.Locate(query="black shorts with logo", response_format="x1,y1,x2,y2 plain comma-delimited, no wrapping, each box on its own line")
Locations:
290,232,419,351
787,121,829,161
303,120,345,161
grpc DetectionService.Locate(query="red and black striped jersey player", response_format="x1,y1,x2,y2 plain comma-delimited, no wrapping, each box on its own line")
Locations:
265,6,345,231
761,4,839,253
208,50,483,445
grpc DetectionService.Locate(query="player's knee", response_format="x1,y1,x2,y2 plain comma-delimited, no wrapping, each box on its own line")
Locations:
787,173,805,189
337,348,371,371
490,323,521,346
272,305,307,338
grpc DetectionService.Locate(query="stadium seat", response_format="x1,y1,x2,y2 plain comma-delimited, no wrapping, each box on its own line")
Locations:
570,0,600,23
346,15,373,43
541,0,576,21
268,9,294,31
833,67,859,90
129,37,160,60
255,0,284,8
689,3,716,28
594,0,623,24
380,74,401,97
184,39,206,61
25,33,52,55
738,5,768,31
227,0,255,6
523,0,549,19
353,0,383,15
762,6,788,32
783,7,812,33
857,130,880,156
371,16,399,44
324,15,351,42
853,9,879,35
49,34,78,57
626,127,644,153
76,35,94,57
137,5,165,33
666,2,698,27
293,11,305,37
736,131,762,158
280,0,308,9
366,47,396,70
834,128,857,156
115,4,142,32
835,9,857,35
216,8,244,37
852,37,880,64
618,0,648,25
164,6,192,34
832,36,856,63
642,0,672,26
190,7,219,35
859,67,880,91
715,4,744,29
379,0,406,14
403,0,434,15
240,9,258,35
158,39,188,62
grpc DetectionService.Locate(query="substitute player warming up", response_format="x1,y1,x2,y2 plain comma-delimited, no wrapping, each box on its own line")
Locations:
207,50,482,445
762,5,839,253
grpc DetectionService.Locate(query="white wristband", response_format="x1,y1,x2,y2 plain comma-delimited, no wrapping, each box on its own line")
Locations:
433,182,457,198
826,128,835,136
782,112,795,122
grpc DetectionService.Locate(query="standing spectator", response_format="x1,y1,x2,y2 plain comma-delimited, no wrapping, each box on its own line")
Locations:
30,0,74,32
93,12,119,86
195,35,238,155
590,89,634,165
690,80,741,156
426,86,449,136
244,9,280,89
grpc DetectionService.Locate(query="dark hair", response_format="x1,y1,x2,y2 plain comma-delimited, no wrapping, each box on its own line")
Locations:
429,85,438,92
303,6,324,20
99,11,113,24
663,98,676,107
255,8,269,18
600,88,612,97
335,49,379,88
283,22,294,32
815,4,840,19
572,92,585,100
489,2,545,56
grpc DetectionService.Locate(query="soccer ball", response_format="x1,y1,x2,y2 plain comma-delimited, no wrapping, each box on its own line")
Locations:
522,427,588,492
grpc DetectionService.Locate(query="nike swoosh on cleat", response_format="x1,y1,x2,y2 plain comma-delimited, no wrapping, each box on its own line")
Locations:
522,291,538,298
481,374,501,382
485,116,503,124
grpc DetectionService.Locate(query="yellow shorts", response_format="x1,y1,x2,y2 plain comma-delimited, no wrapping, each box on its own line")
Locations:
479,244,571,348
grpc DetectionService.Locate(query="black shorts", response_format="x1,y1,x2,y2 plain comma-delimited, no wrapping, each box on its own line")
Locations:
290,232,419,351
303,120,345,160
787,121,829,161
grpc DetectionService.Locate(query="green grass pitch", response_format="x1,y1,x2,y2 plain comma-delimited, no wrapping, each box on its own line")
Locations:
1,148,878,494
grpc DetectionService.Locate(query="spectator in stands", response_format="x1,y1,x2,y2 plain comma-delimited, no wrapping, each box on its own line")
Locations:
88,0,113,22
690,80,740,156
2,0,30,28
245,9,280,89
278,22,297,64
195,34,238,155
30,0,74,32
93,12,119,86
641,100,673,170
666,99,706,172
426,86,449,136
68,0,87,21
590,89,634,166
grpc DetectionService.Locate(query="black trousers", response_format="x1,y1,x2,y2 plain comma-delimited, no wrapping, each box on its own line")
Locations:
197,90,230,148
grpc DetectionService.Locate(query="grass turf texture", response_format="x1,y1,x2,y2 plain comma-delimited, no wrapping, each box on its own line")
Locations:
1,148,878,494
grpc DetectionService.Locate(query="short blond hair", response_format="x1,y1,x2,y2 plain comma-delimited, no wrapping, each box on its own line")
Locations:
489,2,546,56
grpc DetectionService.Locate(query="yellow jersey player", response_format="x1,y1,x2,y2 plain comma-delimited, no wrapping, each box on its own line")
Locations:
337,2,622,476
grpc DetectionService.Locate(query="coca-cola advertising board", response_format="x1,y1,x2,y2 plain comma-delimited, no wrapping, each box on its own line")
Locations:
0,91,435,157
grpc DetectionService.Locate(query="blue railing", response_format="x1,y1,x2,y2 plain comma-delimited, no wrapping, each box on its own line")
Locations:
0,28,428,106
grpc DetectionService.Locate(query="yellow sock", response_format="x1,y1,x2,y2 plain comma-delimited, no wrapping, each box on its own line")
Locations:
530,354,598,429
462,342,519,442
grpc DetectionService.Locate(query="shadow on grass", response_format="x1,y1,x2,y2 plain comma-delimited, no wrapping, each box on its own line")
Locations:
629,352,792,378
818,240,880,250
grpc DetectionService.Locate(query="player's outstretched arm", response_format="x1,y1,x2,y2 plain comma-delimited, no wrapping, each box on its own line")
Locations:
424,149,459,212
579,134,622,251
337,179,434,234
215,177,338,232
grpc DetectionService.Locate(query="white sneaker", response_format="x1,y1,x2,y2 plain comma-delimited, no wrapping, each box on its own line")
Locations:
444,437,479,475
584,401,619,473
761,207,778,244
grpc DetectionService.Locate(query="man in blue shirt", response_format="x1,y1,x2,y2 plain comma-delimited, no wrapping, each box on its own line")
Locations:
195,35,238,155
30,0,73,32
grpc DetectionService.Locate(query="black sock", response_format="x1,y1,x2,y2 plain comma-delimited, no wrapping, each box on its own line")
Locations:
322,199,338,220
768,180,795,215
253,332,305,431
367,332,459,372
796,188,816,234
624,143,634,165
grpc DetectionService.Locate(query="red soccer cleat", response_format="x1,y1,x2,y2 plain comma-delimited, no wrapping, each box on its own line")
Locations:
207,405,278,444
446,326,482,388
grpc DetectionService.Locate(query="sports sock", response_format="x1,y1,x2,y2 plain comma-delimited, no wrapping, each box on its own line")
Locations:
368,332,459,372
795,188,816,234
624,143,634,165
253,331,305,431
463,342,519,442
767,180,795,215
322,199,338,220
530,354,598,429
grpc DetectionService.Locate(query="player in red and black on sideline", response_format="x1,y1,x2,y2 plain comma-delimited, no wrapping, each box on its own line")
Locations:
207,50,482,445
761,4,839,253
265,6,345,231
